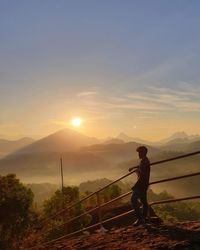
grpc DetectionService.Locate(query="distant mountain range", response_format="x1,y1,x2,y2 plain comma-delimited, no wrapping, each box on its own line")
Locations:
155,131,200,145
105,131,200,152
0,129,102,182
115,131,200,146
1,130,199,156
103,133,147,144
0,137,34,158
14,128,100,154
0,129,199,184
81,141,160,163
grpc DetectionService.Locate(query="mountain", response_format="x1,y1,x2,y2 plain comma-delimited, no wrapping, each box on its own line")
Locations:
26,183,58,207
0,150,109,183
159,137,200,152
156,131,200,145
116,132,134,142
0,129,104,182
104,131,200,148
1,129,198,185
116,133,153,145
131,137,153,145
80,141,160,163
189,140,200,151
0,137,34,158
79,178,131,194
103,138,125,144
117,146,200,198
0,131,159,183
14,128,100,154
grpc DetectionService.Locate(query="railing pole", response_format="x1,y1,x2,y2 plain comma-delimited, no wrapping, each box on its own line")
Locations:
63,210,68,235
60,157,68,235
96,192,107,233
96,192,102,226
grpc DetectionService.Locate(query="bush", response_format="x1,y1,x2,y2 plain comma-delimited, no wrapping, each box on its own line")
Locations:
0,174,34,249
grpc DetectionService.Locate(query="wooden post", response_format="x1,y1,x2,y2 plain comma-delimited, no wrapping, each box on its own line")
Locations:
60,157,64,197
96,192,102,227
60,157,67,234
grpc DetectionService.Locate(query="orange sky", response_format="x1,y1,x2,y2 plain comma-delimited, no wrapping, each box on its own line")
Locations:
1,2,200,141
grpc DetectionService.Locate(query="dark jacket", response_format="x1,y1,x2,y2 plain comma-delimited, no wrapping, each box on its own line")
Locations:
133,157,150,191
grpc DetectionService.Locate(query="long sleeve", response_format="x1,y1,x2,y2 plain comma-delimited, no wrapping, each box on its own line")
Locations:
134,157,150,191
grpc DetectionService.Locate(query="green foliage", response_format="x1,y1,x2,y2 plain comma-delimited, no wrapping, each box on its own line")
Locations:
0,174,34,249
148,189,174,202
43,186,79,217
42,184,122,240
148,189,200,222
154,201,200,222
79,178,131,194
189,201,200,213
81,184,122,208
42,186,91,240
102,184,122,202
26,183,58,209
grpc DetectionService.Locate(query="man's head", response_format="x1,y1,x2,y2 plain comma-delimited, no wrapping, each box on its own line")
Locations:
136,146,148,159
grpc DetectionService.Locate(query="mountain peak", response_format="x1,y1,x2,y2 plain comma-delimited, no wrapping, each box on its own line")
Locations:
157,131,200,145
14,128,100,154
170,131,188,139
117,132,134,142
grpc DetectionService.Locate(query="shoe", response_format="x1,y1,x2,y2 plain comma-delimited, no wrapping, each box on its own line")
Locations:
133,218,144,226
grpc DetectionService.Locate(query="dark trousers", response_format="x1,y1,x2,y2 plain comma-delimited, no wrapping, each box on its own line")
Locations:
131,188,148,220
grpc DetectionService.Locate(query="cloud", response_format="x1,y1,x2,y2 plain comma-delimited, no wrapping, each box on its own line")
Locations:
102,83,196,113
100,100,173,111
146,84,200,112
0,122,19,129
77,91,98,97
58,83,200,125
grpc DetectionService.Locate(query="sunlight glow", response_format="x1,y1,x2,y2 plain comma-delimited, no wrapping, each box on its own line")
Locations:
71,118,82,127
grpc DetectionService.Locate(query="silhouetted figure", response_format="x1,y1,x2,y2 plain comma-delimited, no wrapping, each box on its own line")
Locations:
129,146,150,226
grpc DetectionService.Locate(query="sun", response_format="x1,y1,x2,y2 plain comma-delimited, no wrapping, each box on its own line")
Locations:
71,117,82,127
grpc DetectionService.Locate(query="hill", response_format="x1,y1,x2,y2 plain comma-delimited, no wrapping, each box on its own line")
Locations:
0,129,199,187
0,137,34,158
80,142,160,163
15,128,100,154
111,131,200,147
0,151,109,183
23,221,200,249
159,138,200,152
0,129,104,182
0,131,159,183
103,138,125,144
155,131,200,146
26,183,58,208
79,178,131,194
118,149,200,197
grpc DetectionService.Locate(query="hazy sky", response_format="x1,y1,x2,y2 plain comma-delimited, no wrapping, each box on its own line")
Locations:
1,1,200,141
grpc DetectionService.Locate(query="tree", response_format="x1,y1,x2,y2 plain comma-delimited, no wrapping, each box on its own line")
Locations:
43,186,91,239
0,174,34,249
148,189,174,202
102,184,122,202
148,189,200,222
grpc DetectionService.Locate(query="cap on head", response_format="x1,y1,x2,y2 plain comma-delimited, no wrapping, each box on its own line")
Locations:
136,146,148,155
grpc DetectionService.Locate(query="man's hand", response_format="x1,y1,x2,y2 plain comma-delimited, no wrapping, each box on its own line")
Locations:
129,166,139,174
129,167,134,172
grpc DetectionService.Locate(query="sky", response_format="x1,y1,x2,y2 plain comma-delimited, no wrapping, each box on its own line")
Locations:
1,1,200,141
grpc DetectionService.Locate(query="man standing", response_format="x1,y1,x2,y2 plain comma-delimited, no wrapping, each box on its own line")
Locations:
129,146,150,225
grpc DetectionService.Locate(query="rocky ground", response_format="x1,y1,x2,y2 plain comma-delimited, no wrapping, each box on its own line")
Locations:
33,221,200,250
